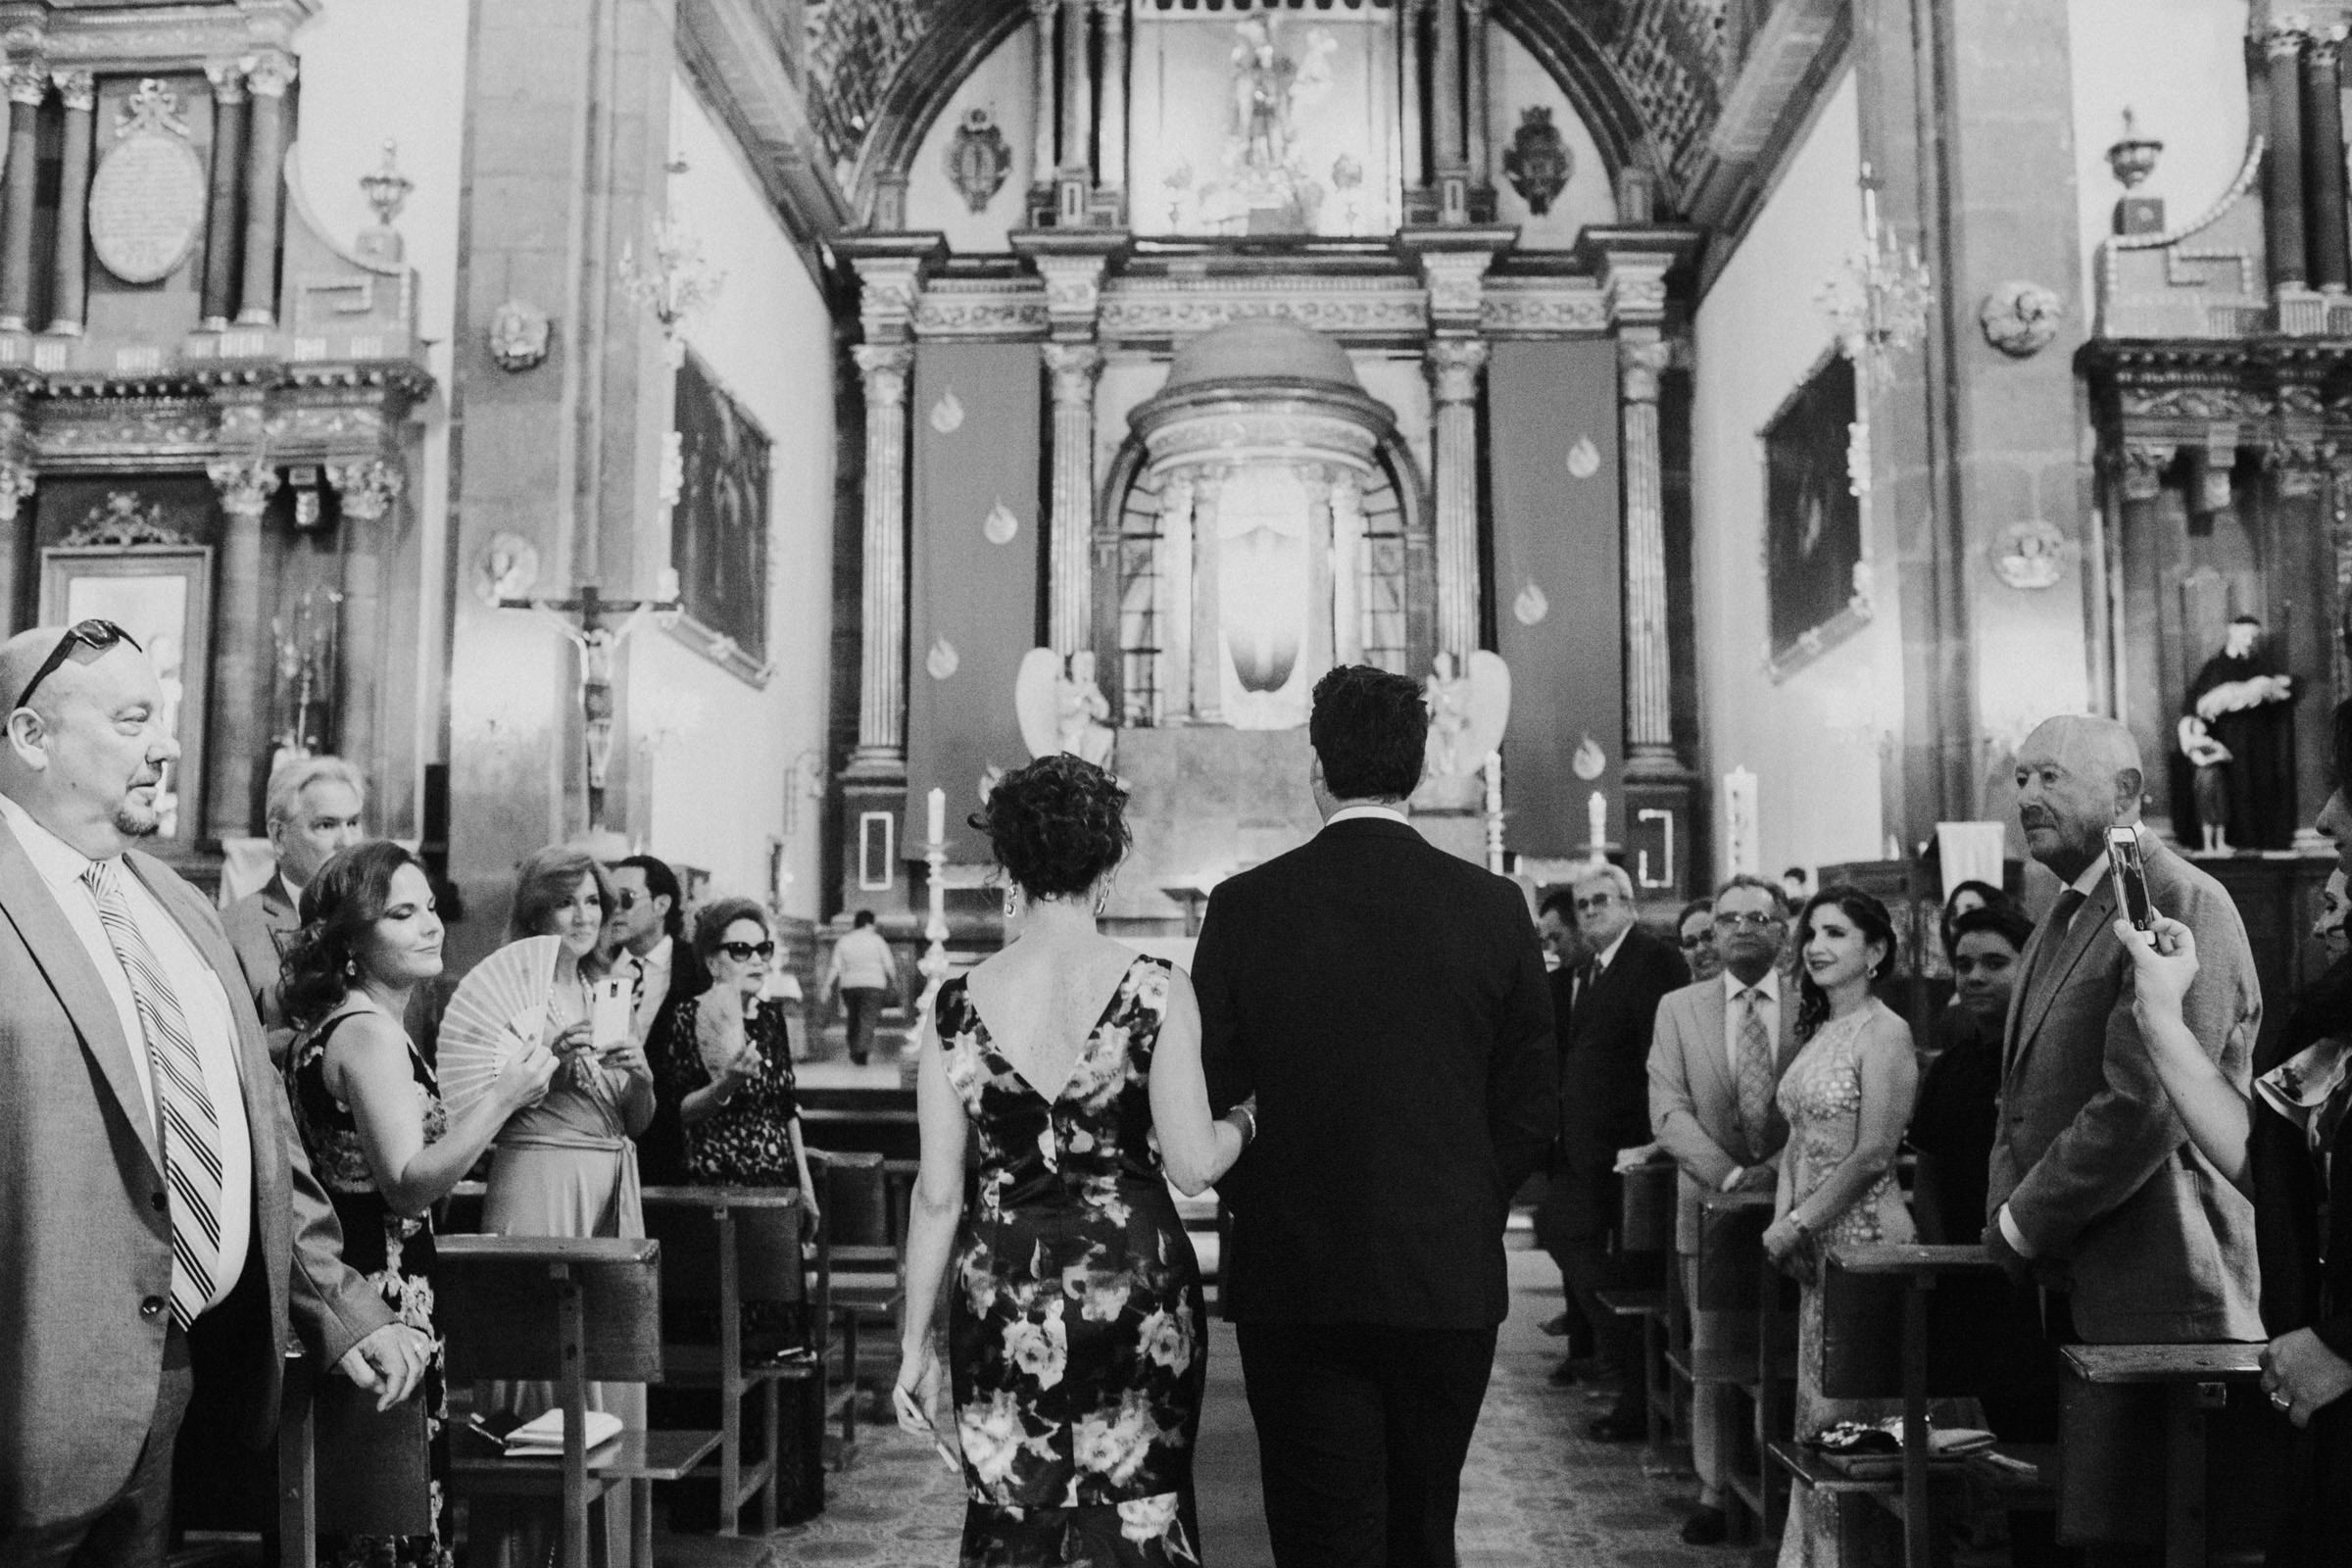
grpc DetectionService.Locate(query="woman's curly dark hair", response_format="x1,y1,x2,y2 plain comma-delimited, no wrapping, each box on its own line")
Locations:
970,753,1131,900
280,840,426,1031
1793,883,1897,1042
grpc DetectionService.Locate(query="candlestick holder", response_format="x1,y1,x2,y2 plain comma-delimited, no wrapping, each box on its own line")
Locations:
1482,752,1506,875
919,833,953,990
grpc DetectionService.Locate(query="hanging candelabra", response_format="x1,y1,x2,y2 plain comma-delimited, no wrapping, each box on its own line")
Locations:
1816,163,1935,387
618,213,724,365
269,584,344,774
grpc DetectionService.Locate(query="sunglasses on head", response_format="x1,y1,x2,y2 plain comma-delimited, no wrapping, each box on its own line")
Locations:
717,940,775,962
13,619,141,713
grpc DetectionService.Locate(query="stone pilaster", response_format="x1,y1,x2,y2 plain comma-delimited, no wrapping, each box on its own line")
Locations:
327,459,405,782
207,453,281,836
2268,20,2311,292
1057,0,1093,222
2307,29,2349,292
201,62,248,331
1618,334,1675,767
1159,469,1195,720
1029,0,1058,212
1398,0,1427,196
238,53,296,325
1096,0,1127,220
0,63,47,333
1331,470,1365,665
850,342,914,772
1425,337,1487,662
48,73,94,336
1462,0,1490,195
1044,342,1103,654
1429,0,1466,221
1188,468,1225,724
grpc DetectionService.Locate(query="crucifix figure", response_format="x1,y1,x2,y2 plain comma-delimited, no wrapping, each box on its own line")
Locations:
500,577,680,830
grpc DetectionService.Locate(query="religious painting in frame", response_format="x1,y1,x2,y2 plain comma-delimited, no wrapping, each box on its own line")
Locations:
38,545,214,845
668,346,774,684
1760,348,1873,681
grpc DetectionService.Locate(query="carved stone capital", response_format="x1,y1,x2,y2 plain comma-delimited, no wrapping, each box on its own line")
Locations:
2268,17,2314,58
1044,341,1103,405
52,71,91,113
328,458,404,522
1034,254,1110,333
204,60,247,106
1598,253,1674,329
2118,439,2177,502
243,53,296,99
1619,335,1675,403
853,342,915,406
2264,435,2331,497
1426,337,1490,405
0,458,33,521
208,455,280,517
6,61,47,107
853,257,926,343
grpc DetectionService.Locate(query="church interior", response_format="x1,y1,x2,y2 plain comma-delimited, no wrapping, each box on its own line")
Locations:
25,0,2348,1560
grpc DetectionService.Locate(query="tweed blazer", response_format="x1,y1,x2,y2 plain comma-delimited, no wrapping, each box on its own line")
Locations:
0,820,391,1532
1988,830,2265,1343
1647,973,1802,1254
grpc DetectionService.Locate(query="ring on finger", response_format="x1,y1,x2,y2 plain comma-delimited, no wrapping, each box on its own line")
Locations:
2271,1390,2293,1411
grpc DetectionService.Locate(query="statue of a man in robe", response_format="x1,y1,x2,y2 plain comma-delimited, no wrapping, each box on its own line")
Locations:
2181,614,2296,852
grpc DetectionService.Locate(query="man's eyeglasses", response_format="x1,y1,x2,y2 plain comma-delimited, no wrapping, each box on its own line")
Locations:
615,891,640,910
13,618,141,713
716,940,775,962
1571,893,1620,912
1713,910,1782,930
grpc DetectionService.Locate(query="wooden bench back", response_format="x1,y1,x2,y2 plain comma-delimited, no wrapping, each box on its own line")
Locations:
435,1235,665,1383
283,1347,433,1539
640,1187,808,1305
824,1151,895,1250
1692,1193,1786,1312
1619,1162,1678,1255
2059,1345,2291,1551
1818,1247,2044,1401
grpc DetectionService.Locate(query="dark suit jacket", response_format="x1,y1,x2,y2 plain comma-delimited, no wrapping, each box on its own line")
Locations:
636,941,713,1186
1988,832,2264,1342
1557,925,1689,1169
223,871,298,1055
2251,956,2352,1352
0,820,392,1532
1195,817,1557,1330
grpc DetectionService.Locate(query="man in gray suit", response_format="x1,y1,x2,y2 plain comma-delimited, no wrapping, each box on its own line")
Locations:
0,624,427,1565
1985,713,2263,1344
1646,872,1801,1545
222,754,366,1060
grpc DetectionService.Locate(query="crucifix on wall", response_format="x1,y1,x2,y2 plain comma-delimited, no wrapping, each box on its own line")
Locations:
500,573,680,830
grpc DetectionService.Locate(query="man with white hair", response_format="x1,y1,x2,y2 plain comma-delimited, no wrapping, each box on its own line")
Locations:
223,755,366,1056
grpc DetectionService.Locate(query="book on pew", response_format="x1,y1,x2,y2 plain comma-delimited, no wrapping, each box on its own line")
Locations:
1808,1420,1995,1481
461,1408,624,1457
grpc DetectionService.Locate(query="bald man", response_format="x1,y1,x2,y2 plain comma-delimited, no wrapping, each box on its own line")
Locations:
0,624,426,1565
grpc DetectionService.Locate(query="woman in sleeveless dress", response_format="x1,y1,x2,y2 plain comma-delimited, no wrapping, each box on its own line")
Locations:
893,755,1258,1567
278,842,559,1566
1764,885,1919,1568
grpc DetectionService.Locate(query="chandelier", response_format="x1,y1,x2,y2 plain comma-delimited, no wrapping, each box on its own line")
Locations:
1816,163,1934,387
618,213,724,362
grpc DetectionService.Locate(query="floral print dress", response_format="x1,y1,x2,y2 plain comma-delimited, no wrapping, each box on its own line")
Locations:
938,955,1205,1568
284,1003,454,1568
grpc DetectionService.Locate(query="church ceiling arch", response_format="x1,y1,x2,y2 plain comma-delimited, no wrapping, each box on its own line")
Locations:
806,0,1734,225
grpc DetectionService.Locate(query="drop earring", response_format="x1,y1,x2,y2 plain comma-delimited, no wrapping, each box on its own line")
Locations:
1002,885,1018,920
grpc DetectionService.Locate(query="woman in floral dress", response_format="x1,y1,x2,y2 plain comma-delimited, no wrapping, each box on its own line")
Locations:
1763,885,1919,1568
279,841,558,1566
893,755,1259,1567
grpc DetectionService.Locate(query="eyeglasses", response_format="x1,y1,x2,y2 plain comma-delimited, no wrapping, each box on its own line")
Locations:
1571,893,1620,912
716,940,775,962
13,618,141,713
1679,933,1716,950
1713,910,1782,929
615,891,640,910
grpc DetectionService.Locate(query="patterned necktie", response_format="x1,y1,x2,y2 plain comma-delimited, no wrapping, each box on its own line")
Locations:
2008,887,2087,1071
85,858,223,1329
1735,988,1777,1161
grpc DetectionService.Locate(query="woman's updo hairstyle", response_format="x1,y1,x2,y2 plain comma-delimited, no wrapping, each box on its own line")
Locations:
971,753,1131,901
280,840,423,1031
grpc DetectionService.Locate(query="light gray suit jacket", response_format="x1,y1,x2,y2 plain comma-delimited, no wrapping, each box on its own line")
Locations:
1647,974,1802,1254
1988,833,2265,1343
223,870,298,1057
0,821,392,1532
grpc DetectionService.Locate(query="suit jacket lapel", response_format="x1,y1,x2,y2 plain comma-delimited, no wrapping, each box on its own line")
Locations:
264,872,297,931
1687,982,1736,1115
0,819,163,1177
2010,878,2117,1075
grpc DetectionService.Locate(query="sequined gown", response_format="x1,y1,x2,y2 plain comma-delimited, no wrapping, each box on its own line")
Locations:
936,955,1206,1567
1776,1000,1913,1568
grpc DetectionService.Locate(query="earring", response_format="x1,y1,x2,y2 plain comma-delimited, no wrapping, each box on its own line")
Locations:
343,957,359,981
1002,886,1018,919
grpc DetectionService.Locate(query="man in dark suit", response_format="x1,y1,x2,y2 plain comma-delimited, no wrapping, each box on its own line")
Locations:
0,625,428,1565
1537,860,1688,1438
222,754,366,1062
1196,664,1556,1568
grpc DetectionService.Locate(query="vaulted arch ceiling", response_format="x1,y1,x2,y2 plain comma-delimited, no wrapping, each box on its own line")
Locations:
803,0,1736,225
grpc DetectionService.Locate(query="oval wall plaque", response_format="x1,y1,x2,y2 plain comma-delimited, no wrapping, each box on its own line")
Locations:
89,81,207,285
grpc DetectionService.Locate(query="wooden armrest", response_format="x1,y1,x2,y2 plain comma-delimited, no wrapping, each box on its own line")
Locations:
1826,1243,1998,1278
2060,1343,2265,1385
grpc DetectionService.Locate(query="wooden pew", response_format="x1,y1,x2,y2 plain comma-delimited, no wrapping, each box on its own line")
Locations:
1595,1159,1684,1462
438,1235,720,1568
2058,1343,2289,1568
817,1152,908,1465
639,1186,814,1536
274,1344,433,1559
1666,1191,1795,1542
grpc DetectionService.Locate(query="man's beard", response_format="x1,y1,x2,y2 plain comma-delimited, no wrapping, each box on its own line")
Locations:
114,797,162,837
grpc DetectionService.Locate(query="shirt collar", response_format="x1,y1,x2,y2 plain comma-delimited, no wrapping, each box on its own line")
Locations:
278,868,306,905
1326,804,1410,826
1726,966,1781,1004
642,934,672,972
0,790,103,891
1592,927,1631,972
2070,851,2111,898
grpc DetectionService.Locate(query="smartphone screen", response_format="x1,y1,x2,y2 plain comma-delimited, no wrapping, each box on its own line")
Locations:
2106,826,2154,930
590,975,633,1051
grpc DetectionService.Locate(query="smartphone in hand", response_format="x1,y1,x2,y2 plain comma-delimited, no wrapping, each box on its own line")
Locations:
2106,824,2154,931
590,974,633,1051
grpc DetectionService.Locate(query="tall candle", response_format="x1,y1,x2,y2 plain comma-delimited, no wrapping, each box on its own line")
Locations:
1588,790,1607,856
926,786,946,849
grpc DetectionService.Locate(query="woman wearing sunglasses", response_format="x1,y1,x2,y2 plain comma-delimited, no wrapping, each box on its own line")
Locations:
651,897,820,1226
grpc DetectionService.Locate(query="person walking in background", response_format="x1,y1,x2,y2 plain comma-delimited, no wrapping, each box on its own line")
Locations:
224,754,367,1060
279,841,558,1565
1193,664,1557,1568
0,623,426,1566
1677,897,1723,984
1539,861,1687,1435
892,755,1252,1566
825,908,899,1065
1766,886,1918,1568
1645,873,1797,1546
1907,902,2034,1244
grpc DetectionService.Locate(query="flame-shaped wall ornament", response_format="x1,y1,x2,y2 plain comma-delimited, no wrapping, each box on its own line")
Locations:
1564,436,1600,479
929,389,965,434
983,499,1019,545
979,763,1004,804
1513,580,1549,626
925,636,959,680
1572,732,1606,780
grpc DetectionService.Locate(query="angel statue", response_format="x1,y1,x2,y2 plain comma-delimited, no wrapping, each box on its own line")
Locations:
1014,648,1114,769
1420,650,1512,782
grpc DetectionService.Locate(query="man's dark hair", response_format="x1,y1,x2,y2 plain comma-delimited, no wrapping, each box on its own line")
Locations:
614,854,684,940
1949,902,2034,957
1538,886,1580,924
853,908,876,928
1713,872,1790,915
1678,897,1713,929
1308,664,1427,802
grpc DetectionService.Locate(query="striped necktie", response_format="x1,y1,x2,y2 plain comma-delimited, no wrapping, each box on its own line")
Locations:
1735,988,1777,1161
85,858,222,1330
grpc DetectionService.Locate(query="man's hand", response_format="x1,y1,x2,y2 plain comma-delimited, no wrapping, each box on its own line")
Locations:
1982,1217,2035,1291
2263,1328,2352,1429
338,1323,433,1412
1732,1164,1777,1194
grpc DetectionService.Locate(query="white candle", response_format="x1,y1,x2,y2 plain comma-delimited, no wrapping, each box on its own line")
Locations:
1588,790,1607,852
927,786,946,848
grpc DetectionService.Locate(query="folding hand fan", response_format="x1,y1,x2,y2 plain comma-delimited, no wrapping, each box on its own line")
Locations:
436,935,565,1125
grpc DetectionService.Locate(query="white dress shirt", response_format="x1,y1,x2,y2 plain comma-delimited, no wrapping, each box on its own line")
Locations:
0,792,253,1312
1325,804,1411,827
631,934,674,1038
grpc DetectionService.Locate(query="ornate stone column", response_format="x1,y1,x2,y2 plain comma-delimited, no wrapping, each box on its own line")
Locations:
851,343,915,770
1429,0,1466,220
1057,0,1093,222
328,459,404,783
1398,0,1427,197
237,54,296,325
1159,468,1194,720
1331,469,1365,665
1426,338,1487,662
1045,341,1103,654
0,63,47,333
1096,0,1127,219
48,73,94,335
2306,28,2349,292
0,454,33,637
207,455,280,835
201,62,248,331
1029,0,1057,208
1462,0,1490,194
1619,334,1676,768
1188,469,1225,724
2267,20,2310,292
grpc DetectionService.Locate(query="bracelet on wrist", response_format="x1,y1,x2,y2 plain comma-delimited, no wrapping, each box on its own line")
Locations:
1231,1104,1257,1146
